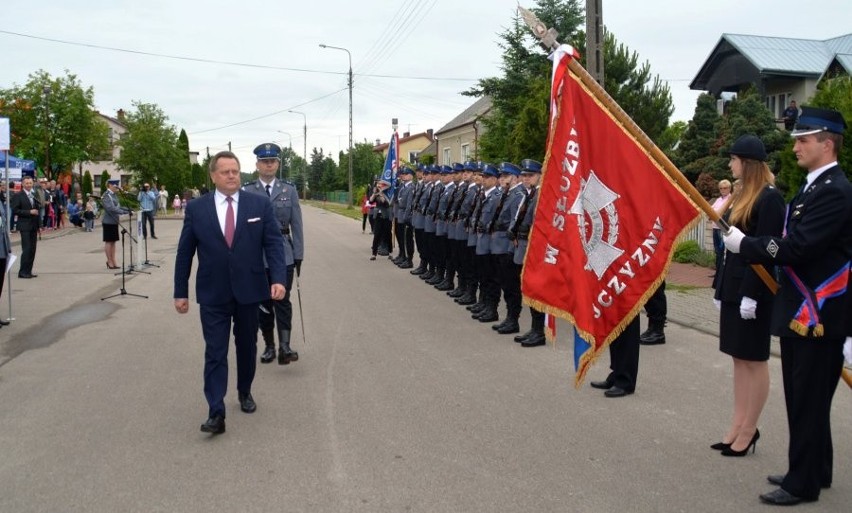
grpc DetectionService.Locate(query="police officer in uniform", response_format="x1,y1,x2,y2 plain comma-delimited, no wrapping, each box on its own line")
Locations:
471,164,503,323
409,166,433,275
490,162,526,335
447,162,476,299
509,159,546,347
243,143,304,365
394,167,416,268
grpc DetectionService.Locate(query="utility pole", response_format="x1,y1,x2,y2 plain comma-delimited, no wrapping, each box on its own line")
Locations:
319,44,353,206
289,110,308,199
228,141,232,152
586,0,605,85
43,84,51,180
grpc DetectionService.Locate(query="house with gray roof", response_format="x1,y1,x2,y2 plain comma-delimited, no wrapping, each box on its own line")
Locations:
431,96,492,165
690,33,852,120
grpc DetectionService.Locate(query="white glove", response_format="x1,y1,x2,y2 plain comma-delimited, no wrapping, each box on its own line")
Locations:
723,226,745,253
713,299,721,310
843,337,852,366
740,296,757,320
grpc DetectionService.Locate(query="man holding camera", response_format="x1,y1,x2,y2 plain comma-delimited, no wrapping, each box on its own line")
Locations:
137,182,158,239
243,143,304,365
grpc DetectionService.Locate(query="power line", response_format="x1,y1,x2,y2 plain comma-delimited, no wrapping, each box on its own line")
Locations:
189,88,347,135
0,29,478,82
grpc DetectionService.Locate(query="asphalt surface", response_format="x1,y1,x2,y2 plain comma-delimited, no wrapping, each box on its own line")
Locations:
1,207,850,512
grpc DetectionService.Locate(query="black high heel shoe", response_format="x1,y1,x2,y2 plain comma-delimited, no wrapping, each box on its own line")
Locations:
721,429,760,457
710,441,732,451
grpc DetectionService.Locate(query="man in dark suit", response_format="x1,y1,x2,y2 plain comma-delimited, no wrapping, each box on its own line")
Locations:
724,106,851,506
174,151,287,435
10,176,40,278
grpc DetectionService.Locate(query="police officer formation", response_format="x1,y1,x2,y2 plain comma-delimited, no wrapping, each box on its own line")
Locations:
378,159,548,347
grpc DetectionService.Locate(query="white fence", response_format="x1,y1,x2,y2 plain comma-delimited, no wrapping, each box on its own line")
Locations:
678,214,713,251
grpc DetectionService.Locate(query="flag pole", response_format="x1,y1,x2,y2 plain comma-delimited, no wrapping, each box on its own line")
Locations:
518,6,776,294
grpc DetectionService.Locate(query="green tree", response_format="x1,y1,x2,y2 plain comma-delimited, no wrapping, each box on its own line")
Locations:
100,170,111,190
82,170,93,198
340,141,384,191
658,120,687,157
0,70,110,180
115,101,184,188
778,76,852,198
675,94,721,183
467,1,672,162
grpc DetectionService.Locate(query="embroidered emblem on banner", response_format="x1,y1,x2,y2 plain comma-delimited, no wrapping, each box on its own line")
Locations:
766,240,779,258
570,171,623,279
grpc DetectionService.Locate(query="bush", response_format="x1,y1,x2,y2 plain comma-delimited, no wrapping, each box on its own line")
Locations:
673,239,715,268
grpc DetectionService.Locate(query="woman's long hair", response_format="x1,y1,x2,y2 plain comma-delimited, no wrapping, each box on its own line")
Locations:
729,158,775,230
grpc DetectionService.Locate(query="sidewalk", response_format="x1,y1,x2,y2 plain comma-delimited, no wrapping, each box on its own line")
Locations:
665,262,719,337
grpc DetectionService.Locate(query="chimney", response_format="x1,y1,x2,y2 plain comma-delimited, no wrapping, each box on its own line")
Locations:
403,131,410,138
375,138,381,146
427,129,434,140
116,109,126,122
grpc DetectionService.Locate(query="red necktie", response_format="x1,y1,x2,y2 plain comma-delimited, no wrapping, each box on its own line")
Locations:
224,196,235,247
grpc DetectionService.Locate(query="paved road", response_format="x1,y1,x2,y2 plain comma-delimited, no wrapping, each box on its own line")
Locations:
1,206,850,512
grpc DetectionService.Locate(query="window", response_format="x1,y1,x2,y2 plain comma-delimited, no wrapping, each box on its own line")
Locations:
442,148,451,165
461,144,470,162
409,151,420,163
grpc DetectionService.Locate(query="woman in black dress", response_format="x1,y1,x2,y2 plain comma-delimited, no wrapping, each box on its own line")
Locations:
712,135,785,457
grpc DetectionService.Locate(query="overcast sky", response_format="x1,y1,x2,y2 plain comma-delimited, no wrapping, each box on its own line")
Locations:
2,0,850,170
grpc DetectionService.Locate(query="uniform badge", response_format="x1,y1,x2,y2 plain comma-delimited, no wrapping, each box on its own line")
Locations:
766,240,779,258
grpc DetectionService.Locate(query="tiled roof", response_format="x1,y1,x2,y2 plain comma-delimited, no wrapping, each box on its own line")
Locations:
435,96,492,135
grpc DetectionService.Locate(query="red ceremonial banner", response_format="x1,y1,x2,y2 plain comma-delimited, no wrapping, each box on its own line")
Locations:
522,49,700,386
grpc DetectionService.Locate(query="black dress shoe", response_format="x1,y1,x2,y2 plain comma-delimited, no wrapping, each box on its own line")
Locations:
260,346,276,363
0,319,9,326
18,273,32,279
496,321,520,334
200,415,226,434
521,333,546,347
590,379,613,390
759,488,815,506
604,386,633,398
491,319,510,331
238,393,257,413
151,235,158,239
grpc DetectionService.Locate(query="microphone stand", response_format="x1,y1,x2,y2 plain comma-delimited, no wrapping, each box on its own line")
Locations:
102,213,147,300
140,211,160,269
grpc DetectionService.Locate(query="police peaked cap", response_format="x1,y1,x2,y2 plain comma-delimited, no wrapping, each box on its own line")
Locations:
440,165,454,174
399,167,413,176
520,159,543,173
498,162,522,176
791,106,847,136
463,160,482,172
253,142,281,159
481,164,500,178
452,162,465,172
727,135,767,162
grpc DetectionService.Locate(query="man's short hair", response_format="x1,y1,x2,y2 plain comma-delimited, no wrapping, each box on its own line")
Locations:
208,151,241,173
815,131,844,157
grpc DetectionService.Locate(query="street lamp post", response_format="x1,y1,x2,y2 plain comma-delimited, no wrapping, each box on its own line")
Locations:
288,110,307,198
42,84,50,180
319,43,353,206
276,130,293,180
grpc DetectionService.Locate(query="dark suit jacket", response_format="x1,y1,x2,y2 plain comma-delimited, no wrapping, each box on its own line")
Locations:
10,189,40,232
741,166,852,339
714,184,785,303
173,191,286,306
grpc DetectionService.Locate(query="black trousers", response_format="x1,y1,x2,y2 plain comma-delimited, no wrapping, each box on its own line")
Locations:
372,217,391,255
604,316,640,391
644,281,667,323
778,337,843,499
19,228,38,275
259,265,295,333
476,254,501,306
404,223,415,262
140,210,155,238
529,307,545,331
433,234,448,272
423,230,436,269
414,227,426,264
496,254,522,318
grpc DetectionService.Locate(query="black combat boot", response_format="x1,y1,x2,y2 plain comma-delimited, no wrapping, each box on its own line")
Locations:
477,303,499,323
410,261,427,275
491,318,511,331
639,320,666,345
399,259,414,269
277,329,299,365
260,328,276,363
420,266,435,280
448,278,466,298
456,282,478,305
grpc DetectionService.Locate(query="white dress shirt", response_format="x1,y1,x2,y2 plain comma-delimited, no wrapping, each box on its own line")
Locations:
214,190,239,236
